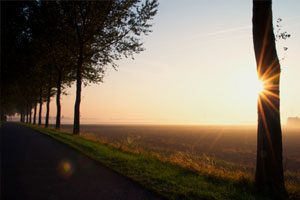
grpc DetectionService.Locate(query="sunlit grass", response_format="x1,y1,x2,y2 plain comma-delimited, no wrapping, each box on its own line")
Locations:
81,133,299,196
25,124,300,200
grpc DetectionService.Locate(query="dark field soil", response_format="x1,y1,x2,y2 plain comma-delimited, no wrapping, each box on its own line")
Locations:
52,124,300,172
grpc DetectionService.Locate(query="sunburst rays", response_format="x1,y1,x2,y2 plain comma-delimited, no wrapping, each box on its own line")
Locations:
257,64,280,162
255,12,281,161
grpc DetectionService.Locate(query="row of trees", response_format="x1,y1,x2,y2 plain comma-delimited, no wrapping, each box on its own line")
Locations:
1,0,158,134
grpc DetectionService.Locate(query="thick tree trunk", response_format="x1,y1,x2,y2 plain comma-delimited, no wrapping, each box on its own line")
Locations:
73,56,82,135
45,87,51,128
56,71,62,130
33,100,37,124
38,88,43,125
252,0,285,195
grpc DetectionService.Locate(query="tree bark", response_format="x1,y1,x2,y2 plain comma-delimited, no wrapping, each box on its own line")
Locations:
45,87,51,128
73,55,82,135
33,100,37,124
252,0,285,195
56,71,62,130
38,87,43,125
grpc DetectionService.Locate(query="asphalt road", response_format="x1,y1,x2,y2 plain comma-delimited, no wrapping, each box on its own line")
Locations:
1,123,162,200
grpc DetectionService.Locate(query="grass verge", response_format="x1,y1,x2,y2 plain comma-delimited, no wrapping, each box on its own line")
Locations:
25,124,298,200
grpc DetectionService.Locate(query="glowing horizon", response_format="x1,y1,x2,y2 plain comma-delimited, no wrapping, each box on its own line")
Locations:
35,0,300,126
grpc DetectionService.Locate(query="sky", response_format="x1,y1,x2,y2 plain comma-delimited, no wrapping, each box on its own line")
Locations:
43,0,300,125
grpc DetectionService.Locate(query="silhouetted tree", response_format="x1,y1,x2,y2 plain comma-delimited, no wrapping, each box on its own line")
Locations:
1,1,158,133
33,100,37,124
1,1,51,124
59,0,158,134
0,1,29,121
252,0,286,195
44,69,57,128
23,1,72,128
29,1,75,129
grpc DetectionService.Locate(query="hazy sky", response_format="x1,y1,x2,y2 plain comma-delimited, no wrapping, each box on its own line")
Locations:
46,0,300,125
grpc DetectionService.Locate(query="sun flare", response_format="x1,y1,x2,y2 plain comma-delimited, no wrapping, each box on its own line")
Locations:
236,74,267,104
255,79,265,95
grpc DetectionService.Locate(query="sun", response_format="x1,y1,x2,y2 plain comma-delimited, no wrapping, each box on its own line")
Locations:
255,79,265,95
236,75,266,100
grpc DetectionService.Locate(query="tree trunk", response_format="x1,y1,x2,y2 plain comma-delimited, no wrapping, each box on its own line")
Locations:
56,71,62,130
252,0,285,195
29,106,32,124
20,111,23,122
38,88,43,125
45,87,51,128
73,55,82,135
33,100,37,124
26,104,29,123
20,110,25,122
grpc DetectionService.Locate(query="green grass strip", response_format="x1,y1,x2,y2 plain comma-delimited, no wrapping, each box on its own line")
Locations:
25,124,275,200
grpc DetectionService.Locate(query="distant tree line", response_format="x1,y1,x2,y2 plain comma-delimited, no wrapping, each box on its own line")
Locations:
1,0,158,134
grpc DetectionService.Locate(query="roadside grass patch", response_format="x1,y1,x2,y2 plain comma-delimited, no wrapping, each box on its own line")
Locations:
25,124,299,200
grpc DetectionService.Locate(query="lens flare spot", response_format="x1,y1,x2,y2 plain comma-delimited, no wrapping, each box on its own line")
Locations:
63,162,71,173
57,160,74,179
